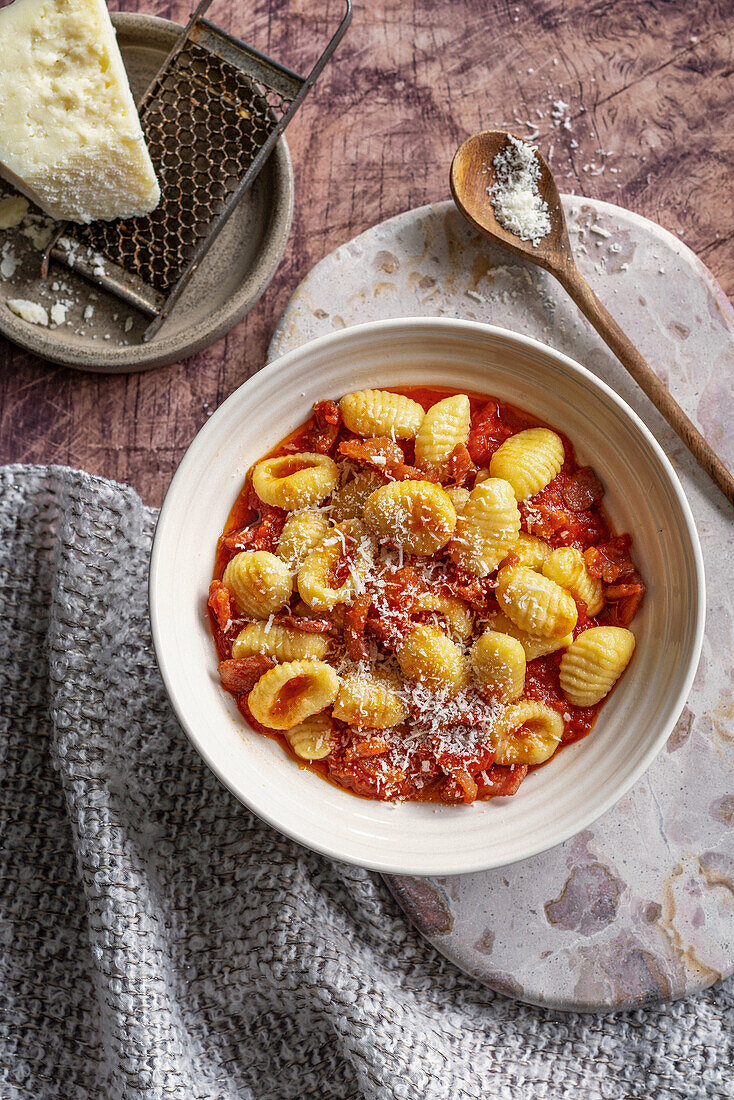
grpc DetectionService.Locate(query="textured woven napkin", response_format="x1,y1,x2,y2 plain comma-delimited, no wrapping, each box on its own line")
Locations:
1,463,732,1100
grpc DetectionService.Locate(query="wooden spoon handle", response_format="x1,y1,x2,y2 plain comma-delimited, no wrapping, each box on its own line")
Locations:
559,263,734,507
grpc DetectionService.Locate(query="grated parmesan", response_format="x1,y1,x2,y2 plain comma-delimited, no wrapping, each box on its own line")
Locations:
0,243,18,279
50,302,68,326
0,194,29,229
7,298,48,325
489,136,551,247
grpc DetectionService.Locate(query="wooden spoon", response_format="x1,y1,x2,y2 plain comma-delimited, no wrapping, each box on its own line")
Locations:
450,129,734,508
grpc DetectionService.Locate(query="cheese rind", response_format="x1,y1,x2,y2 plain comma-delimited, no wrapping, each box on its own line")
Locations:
0,0,160,223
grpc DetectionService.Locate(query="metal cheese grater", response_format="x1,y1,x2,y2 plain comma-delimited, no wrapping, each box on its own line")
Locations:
47,0,352,341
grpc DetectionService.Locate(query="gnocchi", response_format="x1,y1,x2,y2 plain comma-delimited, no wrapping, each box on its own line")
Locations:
501,532,550,572
277,509,330,571
494,701,565,765
448,478,521,576
414,593,473,642
495,565,578,638
232,621,329,662
223,551,293,619
363,479,457,556
542,546,604,616
332,672,407,728
210,385,645,805
559,626,636,706
339,389,425,439
285,713,333,760
471,630,526,703
415,394,471,471
483,611,573,662
297,519,374,612
489,428,565,501
253,452,339,510
329,470,384,522
444,485,471,515
397,625,466,695
248,659,340,731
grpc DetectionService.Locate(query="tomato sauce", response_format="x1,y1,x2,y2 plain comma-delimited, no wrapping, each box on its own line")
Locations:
208,386,645,803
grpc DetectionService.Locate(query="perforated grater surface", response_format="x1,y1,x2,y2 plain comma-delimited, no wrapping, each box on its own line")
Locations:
48,0,352,341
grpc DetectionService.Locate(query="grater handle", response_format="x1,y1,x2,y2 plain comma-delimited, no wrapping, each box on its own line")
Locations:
302,1,353,90
182,0,352,92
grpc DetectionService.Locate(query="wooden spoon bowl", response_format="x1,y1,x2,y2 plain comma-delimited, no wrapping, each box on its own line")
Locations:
450,129,571,271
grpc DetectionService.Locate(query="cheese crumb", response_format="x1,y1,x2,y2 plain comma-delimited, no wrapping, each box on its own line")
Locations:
1,244,18,279
20,215,54,251
7,297,48,325
0,194,29,229
489,136,551,247
50,302,68,325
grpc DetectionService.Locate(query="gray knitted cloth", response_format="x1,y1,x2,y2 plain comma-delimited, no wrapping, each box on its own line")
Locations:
1,464,732,1100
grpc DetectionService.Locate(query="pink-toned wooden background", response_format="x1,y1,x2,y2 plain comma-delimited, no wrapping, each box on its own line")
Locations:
1,0,732,505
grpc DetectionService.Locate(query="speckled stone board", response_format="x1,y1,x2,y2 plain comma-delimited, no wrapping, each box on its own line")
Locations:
268,198,734,1013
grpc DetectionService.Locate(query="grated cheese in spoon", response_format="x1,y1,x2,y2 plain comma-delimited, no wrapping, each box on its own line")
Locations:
489,135,551,247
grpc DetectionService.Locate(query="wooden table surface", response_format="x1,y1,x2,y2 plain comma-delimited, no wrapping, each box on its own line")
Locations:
1,0,732,506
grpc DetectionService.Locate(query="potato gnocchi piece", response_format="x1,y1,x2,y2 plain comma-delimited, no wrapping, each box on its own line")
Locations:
253,452,339,510
559,626,635,706
339,389,425,439
483,611,573,662
332,672,407,728
444,485,471,514
489,428,565,501
414,394,471,472
277,510,330,571
329,470,384,522
223,551,293,619
542,547,604,616
501,532,550,572
248,659,340,731
448,478,520,576
494,700,564,765
363,479,456,556
297,519,374,612
495,565,578,638
285,713,333,760
471,630,526,702
232,621,329,662
397,624,465,694
415,593,473,642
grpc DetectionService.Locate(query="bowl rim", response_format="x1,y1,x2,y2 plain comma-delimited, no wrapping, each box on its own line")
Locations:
149,316,706,874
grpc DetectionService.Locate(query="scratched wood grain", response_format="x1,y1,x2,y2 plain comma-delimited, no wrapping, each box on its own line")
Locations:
1,0,732,505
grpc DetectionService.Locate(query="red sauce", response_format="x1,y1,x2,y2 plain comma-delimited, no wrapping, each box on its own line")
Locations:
269,674,311,719
208,386,645,804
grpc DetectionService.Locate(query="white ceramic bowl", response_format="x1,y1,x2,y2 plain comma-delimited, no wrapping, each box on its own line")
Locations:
150,318,705,875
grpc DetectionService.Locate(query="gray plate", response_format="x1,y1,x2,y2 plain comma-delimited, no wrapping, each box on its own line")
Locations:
0,13,293,373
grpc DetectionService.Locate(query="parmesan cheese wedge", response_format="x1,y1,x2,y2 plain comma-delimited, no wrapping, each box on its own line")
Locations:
0,0,160,223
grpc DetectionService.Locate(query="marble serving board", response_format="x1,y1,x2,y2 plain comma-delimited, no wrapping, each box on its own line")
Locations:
268,198,734,1013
